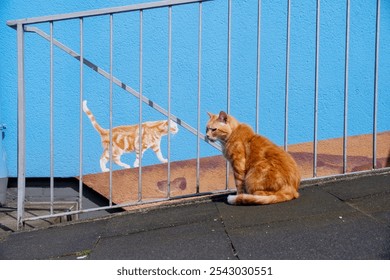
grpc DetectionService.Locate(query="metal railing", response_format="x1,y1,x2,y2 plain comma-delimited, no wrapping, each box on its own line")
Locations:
7,0,386,229
8,0,221,229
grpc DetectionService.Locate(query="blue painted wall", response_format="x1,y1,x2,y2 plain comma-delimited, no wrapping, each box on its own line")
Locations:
1,0,389,177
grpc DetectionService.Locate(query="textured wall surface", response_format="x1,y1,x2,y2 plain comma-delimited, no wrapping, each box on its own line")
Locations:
1,0,389,177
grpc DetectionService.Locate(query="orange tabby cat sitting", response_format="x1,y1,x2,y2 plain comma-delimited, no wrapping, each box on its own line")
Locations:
206,111,300,205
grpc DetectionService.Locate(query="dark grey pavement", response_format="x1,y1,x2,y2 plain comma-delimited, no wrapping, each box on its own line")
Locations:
0,171,389,260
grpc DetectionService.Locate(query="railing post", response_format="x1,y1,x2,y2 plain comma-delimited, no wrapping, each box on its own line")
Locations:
343,0,350,174
16,23,26,230
196,1,203,193
138,10,143,202
284,0,291,152
255,0,262,134
313,0,320,178
109,14,114,206
49,21,54,215
226,0,232,190
167,5,172,198
78,18,84,212
373,0,381,170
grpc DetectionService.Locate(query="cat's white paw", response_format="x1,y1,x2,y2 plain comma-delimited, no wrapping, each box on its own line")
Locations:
161,158,168,163
227,195,237,205
102,168,110,172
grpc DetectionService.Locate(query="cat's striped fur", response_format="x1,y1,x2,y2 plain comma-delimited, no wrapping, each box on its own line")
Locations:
206,111,300,205
83,100,178,172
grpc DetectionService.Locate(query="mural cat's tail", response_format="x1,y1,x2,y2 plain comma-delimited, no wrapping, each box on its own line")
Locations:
82,100,107,135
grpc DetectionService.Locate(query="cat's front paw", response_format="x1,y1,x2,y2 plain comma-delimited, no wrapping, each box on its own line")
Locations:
102,168,110,172
227,195,237,205
161,158,168,163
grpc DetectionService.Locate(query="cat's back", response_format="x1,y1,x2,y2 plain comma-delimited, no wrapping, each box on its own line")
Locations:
112,124,138,135
249,133,300,183
225,122,297,167
112,121,161,133
249,133,295,162
227,123,272,154
228,123,255,143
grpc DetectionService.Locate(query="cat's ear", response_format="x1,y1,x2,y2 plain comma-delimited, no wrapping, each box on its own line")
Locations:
207,112,213,119
218,111,228,123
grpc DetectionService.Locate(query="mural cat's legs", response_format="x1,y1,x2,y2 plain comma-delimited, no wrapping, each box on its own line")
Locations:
113,156,131,169
100,156,109,172
133,150,146,168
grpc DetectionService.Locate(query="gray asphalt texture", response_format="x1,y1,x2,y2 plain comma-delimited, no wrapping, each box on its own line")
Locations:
0,171,389,260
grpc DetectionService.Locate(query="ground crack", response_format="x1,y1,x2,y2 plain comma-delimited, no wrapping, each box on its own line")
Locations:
214,204,239,260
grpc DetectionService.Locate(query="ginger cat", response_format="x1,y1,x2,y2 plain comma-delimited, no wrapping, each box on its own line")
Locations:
83,100,178,172
206,111,300,205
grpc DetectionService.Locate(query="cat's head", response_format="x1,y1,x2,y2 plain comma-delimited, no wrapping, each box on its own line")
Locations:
164,120,179,135
205,111,238,143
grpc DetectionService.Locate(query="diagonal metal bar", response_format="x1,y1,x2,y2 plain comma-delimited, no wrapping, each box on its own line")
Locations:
24,25,221,152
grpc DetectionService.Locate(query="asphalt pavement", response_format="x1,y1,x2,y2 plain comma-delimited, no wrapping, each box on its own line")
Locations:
0,170,389,260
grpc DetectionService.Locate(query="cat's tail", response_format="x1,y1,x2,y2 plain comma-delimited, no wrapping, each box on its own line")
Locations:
227,190,299,205
82,100,107,135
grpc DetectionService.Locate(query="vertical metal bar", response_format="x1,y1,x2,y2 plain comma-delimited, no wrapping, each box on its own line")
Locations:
227,0,231,115
284,0,291,151
196,2,202,194
226,0,232,190
343,0,350,174
373,0,381,170
16,23,26,230
255,0,262,134
109,14,113,206
167,5,172,198
313,0,320,178
79,18,84,210
138,10,143,202
50,21,54,215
